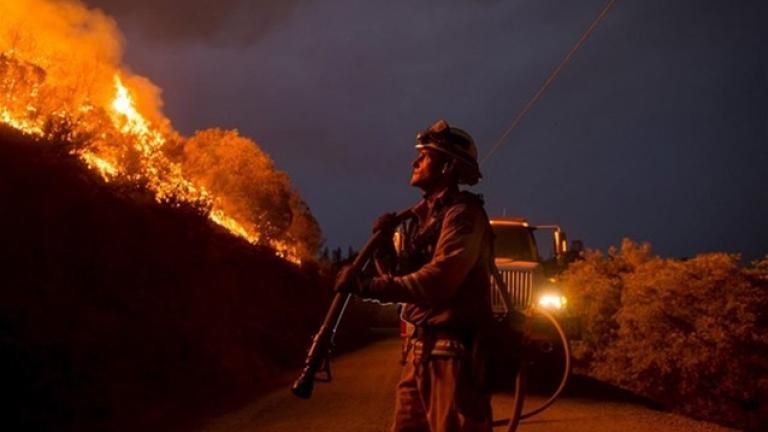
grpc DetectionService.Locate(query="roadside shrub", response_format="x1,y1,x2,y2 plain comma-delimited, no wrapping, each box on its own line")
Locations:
563,239,768,430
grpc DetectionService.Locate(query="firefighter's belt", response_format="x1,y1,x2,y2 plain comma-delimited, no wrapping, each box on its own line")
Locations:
411,338,466,358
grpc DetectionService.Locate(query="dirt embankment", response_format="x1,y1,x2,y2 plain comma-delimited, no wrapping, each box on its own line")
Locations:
0,127,350,431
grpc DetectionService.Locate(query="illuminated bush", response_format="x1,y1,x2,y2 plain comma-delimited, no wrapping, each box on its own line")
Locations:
563,239,768,429
176,128,322,259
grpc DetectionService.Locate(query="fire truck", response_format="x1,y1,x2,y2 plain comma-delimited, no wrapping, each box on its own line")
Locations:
490,217,581,347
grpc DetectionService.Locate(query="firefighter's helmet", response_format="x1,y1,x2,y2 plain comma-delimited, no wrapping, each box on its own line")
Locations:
415,119,482,185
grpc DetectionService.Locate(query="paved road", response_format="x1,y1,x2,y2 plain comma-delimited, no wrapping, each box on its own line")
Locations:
198,337,736,432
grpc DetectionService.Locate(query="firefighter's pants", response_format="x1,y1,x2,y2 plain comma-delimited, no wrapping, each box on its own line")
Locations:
391,339,492,432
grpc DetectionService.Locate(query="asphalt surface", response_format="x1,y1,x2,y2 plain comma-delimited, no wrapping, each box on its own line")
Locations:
198,337,737,432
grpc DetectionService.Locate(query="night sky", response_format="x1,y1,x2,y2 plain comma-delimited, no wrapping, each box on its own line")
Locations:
85,0,767,259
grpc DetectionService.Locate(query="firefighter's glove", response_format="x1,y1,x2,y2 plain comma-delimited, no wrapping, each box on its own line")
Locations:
372,212,399,237
334,265,386,300
334,264,364,295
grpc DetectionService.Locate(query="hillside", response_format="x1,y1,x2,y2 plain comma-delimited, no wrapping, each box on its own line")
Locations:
0,126,334,431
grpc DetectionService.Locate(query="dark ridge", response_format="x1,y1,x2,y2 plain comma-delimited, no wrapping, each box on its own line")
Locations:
0,125,339,431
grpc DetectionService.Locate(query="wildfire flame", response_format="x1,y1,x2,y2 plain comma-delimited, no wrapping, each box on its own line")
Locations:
1,106,44,136
0,0,320,264
110,76,164,150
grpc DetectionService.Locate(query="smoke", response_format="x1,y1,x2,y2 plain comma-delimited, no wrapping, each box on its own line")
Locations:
83,0,307,46
2,0,119,113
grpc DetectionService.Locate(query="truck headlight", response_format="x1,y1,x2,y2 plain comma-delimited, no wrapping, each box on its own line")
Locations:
538,294,567,310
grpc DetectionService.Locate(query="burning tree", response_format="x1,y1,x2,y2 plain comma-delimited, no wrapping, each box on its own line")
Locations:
173,128,321,259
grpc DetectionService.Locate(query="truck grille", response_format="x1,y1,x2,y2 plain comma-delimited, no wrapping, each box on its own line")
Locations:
491,269,533,313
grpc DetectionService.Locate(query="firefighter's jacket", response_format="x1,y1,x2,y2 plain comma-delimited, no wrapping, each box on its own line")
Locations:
366,187,493,334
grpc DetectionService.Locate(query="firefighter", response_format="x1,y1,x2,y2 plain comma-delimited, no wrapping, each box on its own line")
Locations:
336,119,494,432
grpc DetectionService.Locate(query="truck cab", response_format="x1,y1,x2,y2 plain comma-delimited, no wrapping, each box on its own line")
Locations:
490,217,580,340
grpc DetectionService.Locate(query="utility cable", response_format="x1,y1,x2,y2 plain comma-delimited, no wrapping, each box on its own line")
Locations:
480,0,617,165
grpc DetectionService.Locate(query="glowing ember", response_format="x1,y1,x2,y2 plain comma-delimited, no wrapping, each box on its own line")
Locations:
210,209,259,244
1,107,44,137
80,151,119,180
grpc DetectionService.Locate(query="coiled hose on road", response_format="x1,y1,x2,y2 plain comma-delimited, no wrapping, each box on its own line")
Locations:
493,306,572,431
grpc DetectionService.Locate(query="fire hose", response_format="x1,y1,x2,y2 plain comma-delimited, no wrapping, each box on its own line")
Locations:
291,209,413,399
490,268,572,431
493,305,572,431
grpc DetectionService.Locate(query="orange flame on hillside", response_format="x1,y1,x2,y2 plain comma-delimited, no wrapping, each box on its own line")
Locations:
0,0,320,263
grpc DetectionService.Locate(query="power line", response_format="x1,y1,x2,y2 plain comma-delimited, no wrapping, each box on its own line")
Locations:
481,0,617,165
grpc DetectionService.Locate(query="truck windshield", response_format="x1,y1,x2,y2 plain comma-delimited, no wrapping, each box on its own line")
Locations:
492,225,539,261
